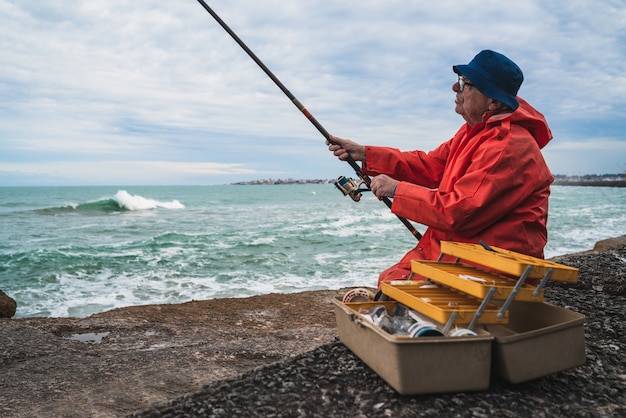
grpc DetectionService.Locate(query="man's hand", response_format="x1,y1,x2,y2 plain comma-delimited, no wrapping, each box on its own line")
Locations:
327,134,366,162
370,175,399,200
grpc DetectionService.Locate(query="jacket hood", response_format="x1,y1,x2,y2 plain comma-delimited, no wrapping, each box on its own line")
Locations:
506,97,552,149
486,97,552,149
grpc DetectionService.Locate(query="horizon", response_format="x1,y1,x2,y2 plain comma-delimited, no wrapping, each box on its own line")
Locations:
1,172,625,188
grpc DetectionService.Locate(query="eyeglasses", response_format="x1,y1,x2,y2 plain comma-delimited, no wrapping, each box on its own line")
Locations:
458,75,474,92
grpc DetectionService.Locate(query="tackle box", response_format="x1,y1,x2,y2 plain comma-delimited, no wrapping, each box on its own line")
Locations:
333,241,585,393
332,298,493,395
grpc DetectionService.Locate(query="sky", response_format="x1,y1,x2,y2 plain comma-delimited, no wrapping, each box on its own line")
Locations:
1,0,625,186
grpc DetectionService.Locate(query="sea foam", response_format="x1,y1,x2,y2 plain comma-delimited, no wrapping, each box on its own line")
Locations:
114,190,185,210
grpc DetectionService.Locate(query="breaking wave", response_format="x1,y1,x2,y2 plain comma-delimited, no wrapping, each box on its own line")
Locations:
36,190,185,215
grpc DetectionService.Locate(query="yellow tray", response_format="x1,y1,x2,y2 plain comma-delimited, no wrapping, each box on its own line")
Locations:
381,281,508,325
411,260,543,302
440,241,578,283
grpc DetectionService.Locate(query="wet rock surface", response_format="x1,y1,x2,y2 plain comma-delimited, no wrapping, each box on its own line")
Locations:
0,290,17,318
1,291,341,417
1,238,625,418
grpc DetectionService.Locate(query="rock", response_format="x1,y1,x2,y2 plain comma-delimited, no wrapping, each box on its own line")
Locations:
0,290,17,318
593,234,626,252
0,289,343,417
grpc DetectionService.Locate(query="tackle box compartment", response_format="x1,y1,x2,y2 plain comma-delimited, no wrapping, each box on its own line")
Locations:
440,241,579,283
410,260,544,302
485,301,586,383
332,297,493,395
380,280,509,325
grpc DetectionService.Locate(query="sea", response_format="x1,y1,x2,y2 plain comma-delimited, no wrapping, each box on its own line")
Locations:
1,184,625,318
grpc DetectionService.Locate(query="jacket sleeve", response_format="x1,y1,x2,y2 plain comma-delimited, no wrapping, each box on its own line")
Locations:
390,127,552,236
363,141,452,190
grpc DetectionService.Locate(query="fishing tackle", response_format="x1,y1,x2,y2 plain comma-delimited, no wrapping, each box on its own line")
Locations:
334,176,369,202
196,0,421,240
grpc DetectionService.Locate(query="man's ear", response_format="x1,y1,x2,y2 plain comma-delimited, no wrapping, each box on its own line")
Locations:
488,100,507,111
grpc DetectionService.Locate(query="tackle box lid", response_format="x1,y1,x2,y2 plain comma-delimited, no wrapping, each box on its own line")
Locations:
411,260,544,302
381,281,508,325
440,241,578,283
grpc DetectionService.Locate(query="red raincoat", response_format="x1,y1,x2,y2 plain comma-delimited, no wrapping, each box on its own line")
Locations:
363,97,554,286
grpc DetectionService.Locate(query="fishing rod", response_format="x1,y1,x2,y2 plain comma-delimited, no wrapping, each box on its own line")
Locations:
196,0,422,240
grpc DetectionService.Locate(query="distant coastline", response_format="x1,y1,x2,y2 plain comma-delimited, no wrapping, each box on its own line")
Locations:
230,174,626,187
230,178,334,185
553,180,626,187
553,174,626,187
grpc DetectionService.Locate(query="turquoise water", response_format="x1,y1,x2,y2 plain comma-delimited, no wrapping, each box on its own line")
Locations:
1,185,625,318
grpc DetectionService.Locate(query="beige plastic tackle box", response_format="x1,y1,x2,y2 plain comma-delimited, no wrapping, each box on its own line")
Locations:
333,241,585,392
332,298,493,395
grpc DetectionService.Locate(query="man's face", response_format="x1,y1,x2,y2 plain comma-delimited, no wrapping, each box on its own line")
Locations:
453,75,491,126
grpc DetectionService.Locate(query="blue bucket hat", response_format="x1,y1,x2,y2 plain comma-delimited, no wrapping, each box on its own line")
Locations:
453,50,523,111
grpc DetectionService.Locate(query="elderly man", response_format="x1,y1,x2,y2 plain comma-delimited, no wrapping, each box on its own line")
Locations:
328,50,553,286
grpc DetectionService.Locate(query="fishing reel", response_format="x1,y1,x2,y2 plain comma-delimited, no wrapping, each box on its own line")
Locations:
334,175,370,202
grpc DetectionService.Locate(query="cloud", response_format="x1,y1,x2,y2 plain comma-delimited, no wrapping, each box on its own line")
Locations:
1,0,624,185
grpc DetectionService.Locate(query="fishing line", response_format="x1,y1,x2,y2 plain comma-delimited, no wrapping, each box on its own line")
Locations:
196,0,421,240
